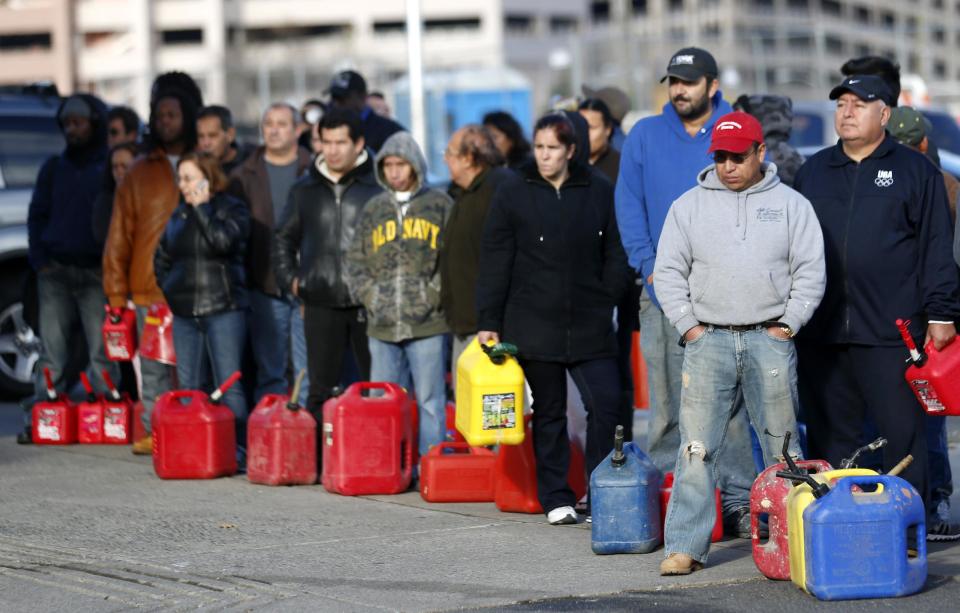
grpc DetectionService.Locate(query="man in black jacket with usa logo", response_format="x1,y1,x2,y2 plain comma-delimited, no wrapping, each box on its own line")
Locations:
794,75,960,540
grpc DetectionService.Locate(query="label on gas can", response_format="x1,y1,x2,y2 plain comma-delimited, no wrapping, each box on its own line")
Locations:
481,393,516,430
911,379,945,412
104,409,126,438
38,412,61,441
105,332,131,360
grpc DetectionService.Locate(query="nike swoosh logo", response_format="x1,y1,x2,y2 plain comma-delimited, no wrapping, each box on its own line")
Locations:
848,79,860,84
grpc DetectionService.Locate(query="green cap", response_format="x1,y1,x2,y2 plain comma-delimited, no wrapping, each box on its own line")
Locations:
888,106,926,147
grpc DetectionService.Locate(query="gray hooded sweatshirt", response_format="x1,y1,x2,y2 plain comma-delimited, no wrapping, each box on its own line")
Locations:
654,161,825,336
346,131,452,342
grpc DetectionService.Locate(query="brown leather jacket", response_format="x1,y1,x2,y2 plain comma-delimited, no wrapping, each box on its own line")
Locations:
228,146,312,295
102,147,179,307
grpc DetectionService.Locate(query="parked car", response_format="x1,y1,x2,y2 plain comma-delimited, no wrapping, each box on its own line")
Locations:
0,85,63,396
791,100,960,179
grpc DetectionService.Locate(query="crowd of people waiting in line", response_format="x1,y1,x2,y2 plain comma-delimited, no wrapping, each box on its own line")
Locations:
21,46,960,575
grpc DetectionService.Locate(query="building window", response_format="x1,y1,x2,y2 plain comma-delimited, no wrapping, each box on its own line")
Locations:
372,21,405,34
161,29,203,45
788,33,813,50
0,32,52,51
854,43,871,56
668,0,684,11
246,24,349,43
787,0,809,10
821,0,842,16
590,1,610,22
425,18,482,32
703,22,721,40
934,28,946,44
505,14,534,34
853,6,870,23
753,0,774,8
825,35,844,54
632,0,648,15
549,16,579,34
934,60,947,78
880,12,895,29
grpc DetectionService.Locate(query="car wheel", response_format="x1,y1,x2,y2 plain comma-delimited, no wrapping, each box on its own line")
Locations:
0,291,40,398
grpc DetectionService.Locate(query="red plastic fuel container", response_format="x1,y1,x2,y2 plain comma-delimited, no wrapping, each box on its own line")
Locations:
133,401,146,442
102,305,137,361
493,415,587,513
660,472,723,542
898,318,960,415
321,382,414,495
247,371,317,486
76,372,105,444
750,458,832,580
101,369,132,444
32,367,77,445
152,371,241,479
420,442,496,502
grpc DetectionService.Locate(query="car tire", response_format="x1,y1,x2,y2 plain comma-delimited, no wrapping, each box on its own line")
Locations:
0,270,41,398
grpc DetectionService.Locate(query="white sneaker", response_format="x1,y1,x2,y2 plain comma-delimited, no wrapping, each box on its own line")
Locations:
547,506,577,525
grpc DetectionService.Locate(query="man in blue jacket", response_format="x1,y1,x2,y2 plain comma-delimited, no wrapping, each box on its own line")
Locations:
27,94,120,432
615,47,758,537
794,75,960,540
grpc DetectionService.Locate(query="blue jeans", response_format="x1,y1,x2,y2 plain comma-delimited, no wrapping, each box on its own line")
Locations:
639,293,755,513
173,310,249,446
664,327,802,563
34,264,120,399
135,305,173,433
248,290,308,402
369,335,446,460
927,414,953,513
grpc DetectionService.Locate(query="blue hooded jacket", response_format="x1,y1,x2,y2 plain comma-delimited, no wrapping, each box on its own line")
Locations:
614,90,732,308
27,93,109,270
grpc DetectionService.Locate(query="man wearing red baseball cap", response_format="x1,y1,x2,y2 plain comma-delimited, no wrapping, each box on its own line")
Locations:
653,111,826,574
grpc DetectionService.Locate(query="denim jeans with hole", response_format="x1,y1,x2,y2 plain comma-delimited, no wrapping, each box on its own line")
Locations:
173,310,249,446
369,335,446,460
663,327,801,563
247,290,308,403
639,293,755,513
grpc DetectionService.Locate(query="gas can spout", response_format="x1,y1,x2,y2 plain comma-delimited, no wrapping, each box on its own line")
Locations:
286,369,306,410
611,425,626,467
896,319,927,366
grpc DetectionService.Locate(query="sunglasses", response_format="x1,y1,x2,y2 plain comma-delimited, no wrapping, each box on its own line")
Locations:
713,148,757,165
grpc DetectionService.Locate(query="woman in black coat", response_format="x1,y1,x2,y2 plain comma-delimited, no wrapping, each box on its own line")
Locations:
154,152,251,447
476,113,629,524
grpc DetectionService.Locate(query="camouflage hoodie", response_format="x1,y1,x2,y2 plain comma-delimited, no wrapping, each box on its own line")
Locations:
346,132,452,342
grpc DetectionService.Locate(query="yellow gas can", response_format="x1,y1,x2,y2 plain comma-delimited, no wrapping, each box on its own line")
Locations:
455,339,525,446
786,468,878,591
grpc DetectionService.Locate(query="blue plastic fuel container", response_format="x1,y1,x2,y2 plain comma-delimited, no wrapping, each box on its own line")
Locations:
803,474,927,600
590,427,662,554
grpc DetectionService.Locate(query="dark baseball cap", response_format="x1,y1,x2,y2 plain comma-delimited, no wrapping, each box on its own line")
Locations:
328,70,367,98
887,106,926,146
829,74,895,106
660,47,719,83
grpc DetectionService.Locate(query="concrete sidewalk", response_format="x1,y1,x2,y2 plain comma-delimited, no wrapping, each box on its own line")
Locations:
0,406,958,611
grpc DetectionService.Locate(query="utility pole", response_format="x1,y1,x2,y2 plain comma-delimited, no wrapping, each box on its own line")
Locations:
406,0,427,151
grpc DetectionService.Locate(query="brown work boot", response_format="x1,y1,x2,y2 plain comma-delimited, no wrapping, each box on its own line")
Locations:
660,553,703,576
131,435,153,455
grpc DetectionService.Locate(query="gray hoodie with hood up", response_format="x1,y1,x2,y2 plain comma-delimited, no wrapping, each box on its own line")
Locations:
653,161,825,337
346,132,452,342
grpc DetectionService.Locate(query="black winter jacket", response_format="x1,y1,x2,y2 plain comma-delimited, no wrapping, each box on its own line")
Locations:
795,135,960,345
272,152,382,307
476,161,629,361
154,192,251,318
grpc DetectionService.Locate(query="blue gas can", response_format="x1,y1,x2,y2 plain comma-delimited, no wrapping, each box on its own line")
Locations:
803,474,926,600
590,437,662,554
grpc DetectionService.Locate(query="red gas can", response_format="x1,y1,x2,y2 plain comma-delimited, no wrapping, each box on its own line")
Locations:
493,415,587,513
445,401,465,442
247,371,317,486
151,372,241,479
898,318,960,415
101,369,132,444
750,458,833,580
321,382,414,495
133,401,146,442
32,368,77,445
102,305,137,361
140,302,176,365
420,442,496,502
76,372,105,444
660,472,723,543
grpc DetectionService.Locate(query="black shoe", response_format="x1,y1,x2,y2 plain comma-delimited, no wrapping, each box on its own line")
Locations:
16,430,32,445
927,519,960,542
723,507,765,539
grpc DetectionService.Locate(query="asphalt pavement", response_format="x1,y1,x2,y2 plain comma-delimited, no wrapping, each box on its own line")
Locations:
1,402,958,612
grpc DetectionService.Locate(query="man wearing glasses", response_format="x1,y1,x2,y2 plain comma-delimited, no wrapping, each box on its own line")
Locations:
653,111,826,574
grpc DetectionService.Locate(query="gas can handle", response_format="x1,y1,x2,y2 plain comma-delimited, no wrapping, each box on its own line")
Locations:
43,367,57,399
434,441,472,455
831,474,889,496
79,372,95,397
101,369,123,401
351,381,401,399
